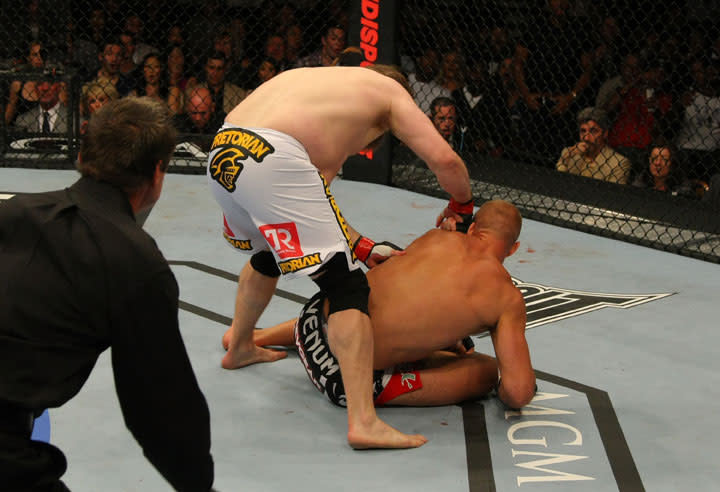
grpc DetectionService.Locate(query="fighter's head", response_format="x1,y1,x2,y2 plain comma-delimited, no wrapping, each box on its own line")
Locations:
364,64,413,97
468,200,522,259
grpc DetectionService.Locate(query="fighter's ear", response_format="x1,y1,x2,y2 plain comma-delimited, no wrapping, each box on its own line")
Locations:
466,222,476,235
507,241,520,257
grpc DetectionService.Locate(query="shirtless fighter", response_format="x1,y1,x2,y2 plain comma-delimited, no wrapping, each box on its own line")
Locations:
227,200,536,411
207,65,473,449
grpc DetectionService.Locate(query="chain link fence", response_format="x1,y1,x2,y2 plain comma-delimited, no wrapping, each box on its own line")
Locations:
0,0,348,168
393,0,720,262
1,1,718,262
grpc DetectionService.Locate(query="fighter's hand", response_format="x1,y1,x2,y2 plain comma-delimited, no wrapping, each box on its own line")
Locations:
438,216,459,231
569,142,589,156
443,337,476,354
437,198,474,233
353,236,405,268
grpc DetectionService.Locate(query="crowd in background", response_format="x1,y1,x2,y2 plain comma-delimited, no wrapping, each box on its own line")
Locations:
1,0,718,202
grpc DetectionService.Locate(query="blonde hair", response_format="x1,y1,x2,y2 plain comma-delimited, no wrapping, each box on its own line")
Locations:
81,78,119,115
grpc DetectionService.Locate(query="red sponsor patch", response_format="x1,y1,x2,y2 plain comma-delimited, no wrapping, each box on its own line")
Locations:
259,222,303,259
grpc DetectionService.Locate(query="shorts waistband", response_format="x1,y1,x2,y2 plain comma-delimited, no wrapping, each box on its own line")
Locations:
217,125,303,145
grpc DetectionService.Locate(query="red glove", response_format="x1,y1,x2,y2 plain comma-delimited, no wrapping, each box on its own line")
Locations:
437,198,474,233
353,236,403,268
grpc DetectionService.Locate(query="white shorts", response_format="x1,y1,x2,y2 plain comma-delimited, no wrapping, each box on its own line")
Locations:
207,125,360,279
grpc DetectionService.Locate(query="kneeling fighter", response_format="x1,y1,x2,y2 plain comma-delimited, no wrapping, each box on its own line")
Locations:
231,201,536,411
207,64,473,450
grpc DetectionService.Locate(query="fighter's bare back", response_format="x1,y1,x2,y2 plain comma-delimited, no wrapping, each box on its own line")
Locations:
365,229,523,369
224,66,451,183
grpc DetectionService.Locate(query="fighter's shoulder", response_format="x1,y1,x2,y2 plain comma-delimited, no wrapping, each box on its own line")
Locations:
482,260,523,303
409,228,464,252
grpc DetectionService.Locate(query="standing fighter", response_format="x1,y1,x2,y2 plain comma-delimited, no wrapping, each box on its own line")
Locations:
208,65,473,449
0,98,215,491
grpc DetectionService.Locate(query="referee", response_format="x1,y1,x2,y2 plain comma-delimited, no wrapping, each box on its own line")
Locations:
0,97,215,491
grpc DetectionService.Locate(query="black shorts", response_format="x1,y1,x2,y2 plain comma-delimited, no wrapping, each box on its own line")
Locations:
294,293,422,407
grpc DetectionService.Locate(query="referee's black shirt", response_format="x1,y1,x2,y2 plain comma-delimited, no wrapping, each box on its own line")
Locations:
0,176,214,491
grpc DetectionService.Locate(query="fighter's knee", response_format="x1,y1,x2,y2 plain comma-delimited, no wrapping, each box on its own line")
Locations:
250,250,280,278
312,254,369,315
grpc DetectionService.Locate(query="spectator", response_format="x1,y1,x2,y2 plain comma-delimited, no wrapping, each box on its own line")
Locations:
123,14,157,66
68,6,107,78
407,46,451,115
13,78,69,134
511,0,594,157
497,57,522,111
196,52,247,115
165,45,197,92
271,2,298,36
79,78,119,133
295,22,346,67
250,58,279,90
429,97,463,151
167,24,184,48
556,107,632,184
226,13,251,74
674,58,720,181
213,29,249,86
285,24,304,66
89,38,135,96
118,31,139,77
263,33,290,73
606,56,673,174
6,0,57,59
486,22,514,78
80,78,119,117
85,7,108,47
596,53,642,113
632,143,694,197
588,15,625,97
452,56,512,155
5,42,46,125
175,86,226,151
132,53,183,115
439,51,465,93
185,0,225,70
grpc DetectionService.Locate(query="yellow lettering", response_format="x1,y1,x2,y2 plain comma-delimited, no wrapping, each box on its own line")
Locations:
223,234,252,250
250,140,269,158
240,133,252,148
278,253,323,274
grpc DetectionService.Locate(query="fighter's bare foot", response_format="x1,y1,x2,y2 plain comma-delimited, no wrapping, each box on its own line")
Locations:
221,345,287,370
347,419,427,450
221,328,231,350
223,327,267,350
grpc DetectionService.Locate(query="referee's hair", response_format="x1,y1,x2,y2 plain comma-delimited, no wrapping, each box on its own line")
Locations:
78,96,176,192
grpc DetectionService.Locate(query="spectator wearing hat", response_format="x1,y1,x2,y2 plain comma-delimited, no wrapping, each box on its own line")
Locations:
555,107,632,184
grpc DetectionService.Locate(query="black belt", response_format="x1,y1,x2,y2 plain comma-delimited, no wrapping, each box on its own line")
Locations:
0,402,34,436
